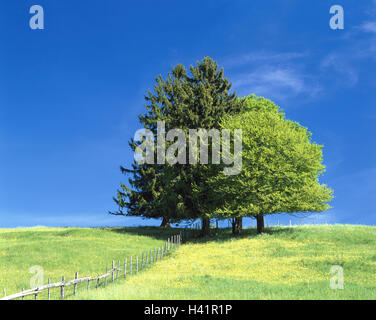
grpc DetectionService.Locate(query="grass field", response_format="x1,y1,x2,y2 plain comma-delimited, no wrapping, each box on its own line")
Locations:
1,225,376,300
0,226,179,300
70,225,376,300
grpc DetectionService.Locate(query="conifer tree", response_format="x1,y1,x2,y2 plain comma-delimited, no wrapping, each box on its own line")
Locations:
111,57,242,233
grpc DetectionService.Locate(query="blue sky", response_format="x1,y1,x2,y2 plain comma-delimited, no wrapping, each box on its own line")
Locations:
0,0,375,228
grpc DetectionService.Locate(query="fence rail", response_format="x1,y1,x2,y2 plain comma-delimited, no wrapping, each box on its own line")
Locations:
1,232,183,300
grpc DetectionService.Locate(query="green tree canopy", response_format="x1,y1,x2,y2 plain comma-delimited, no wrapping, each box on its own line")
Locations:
210,95,334,233
111,57,243,232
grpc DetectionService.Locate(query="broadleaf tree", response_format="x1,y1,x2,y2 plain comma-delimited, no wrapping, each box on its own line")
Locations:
210,95,334,234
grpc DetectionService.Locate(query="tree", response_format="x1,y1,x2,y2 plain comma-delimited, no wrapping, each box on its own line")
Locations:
111,161,184,227
111,57,243,233
110,64,188,226
210,95,334,234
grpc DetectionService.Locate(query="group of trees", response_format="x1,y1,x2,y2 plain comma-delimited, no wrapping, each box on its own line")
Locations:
110,57,333,235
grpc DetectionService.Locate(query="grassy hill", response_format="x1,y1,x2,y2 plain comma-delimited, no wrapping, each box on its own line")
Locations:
71,225,376,300
1,225,376,300
0,226,178,299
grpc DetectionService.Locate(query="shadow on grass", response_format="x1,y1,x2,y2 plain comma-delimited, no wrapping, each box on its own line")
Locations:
184,226,298,245
107,225,297,243
107,226,187,241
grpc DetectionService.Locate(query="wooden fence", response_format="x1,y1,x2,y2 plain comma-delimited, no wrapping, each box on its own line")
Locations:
1,232,184,300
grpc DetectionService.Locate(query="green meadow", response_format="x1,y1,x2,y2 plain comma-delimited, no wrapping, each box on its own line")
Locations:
0,226,178,300
1,225,376,300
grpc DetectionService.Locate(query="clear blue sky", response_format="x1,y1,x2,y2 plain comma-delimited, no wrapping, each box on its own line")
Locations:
1,0,375,228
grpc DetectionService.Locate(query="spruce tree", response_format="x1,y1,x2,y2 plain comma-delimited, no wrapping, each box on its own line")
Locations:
111,57,243,233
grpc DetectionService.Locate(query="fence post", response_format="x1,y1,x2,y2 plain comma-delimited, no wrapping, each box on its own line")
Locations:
112,261,115,282
124,257,127,279
61,276,65,300
96,275,99,289
153,248,156,263
130,256,132,275
47,278,50,300
87,278,90,291
105,266,108,286
22,288,24,301
136,256,139,274
117,260,120,280
74,272,78,295
35,291,38,300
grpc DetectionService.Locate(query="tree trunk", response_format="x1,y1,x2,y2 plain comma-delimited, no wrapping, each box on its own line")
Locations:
232,217,243,235
160,217,170,228
256,215,264,234
201,217,210,236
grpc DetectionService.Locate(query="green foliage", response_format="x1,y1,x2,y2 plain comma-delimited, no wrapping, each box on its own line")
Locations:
240,94,283,115
210,95,333,219
112,57,242,224
112,59,333,228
